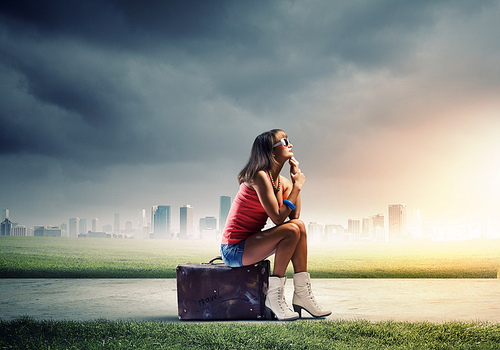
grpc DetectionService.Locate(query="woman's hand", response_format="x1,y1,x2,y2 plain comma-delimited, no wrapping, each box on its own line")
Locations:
289,157,299,175
291,170,305,189
290,157,305,189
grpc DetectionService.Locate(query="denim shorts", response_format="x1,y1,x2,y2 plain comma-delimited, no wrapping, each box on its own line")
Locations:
220,240,245,267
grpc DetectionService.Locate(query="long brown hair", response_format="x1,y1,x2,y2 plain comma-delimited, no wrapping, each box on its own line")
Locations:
237,129,286,184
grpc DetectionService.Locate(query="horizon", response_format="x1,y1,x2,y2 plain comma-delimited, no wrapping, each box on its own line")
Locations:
2,201,497,241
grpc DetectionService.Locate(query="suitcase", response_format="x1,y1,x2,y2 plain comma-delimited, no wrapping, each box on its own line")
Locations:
176,257,270,320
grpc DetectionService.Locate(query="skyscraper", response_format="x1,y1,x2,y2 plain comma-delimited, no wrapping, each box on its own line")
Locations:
362,217,372,239
372,214,384,230
69,217,79,237
79,219,87,235
138,209,147,230
348,218,361,240
372,214,385,241
92,218,100,232
179,205,193,240
152,205,171,239
151,206,157,236
388,204,407,241
113,213,120,234
219,196,231,232
362,214,384,240
1,218,12,236
2,209,9,221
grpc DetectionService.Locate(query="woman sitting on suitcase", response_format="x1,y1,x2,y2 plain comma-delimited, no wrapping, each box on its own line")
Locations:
221,129,331,321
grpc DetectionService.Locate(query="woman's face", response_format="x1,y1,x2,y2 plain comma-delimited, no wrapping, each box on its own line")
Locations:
272,134,293,162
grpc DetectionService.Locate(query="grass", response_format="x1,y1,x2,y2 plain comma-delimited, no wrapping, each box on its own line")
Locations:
0,236,218,278
1,317,500,349
1,236,500,278
2,238,500,348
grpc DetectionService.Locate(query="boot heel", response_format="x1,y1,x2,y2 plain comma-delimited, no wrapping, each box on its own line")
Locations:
293,304,303,318
265,307,276,320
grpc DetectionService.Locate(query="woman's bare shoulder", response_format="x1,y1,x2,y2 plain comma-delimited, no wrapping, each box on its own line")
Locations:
245,171,267,189
253,171,268,182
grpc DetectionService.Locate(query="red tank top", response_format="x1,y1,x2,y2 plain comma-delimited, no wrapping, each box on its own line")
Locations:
221,183,269,244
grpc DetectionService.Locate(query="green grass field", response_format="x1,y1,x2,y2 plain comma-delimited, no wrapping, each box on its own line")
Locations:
2,237,500,349
1,236,500,278
1,317,500,349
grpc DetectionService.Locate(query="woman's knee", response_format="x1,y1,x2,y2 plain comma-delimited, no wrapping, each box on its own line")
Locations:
289,219,306,238
283,222,301,242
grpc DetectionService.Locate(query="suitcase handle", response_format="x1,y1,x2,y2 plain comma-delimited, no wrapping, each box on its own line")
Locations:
207,256,223,264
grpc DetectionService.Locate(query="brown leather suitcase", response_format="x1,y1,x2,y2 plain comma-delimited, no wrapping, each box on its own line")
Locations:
176,258,270,320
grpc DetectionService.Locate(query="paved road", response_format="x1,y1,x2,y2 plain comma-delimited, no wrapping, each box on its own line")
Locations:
1,279,499,323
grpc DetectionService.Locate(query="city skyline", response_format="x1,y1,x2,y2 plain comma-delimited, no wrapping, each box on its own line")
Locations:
1,198,496,241
1,2,500,236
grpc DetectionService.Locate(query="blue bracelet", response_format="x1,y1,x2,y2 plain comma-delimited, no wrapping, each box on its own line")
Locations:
283,199,296,210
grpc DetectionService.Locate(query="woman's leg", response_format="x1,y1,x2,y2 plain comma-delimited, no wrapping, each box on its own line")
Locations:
242,221,300,277
286,220,331,318
289,219,307,274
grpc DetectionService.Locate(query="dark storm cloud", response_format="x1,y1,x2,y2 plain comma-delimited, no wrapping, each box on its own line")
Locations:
1,0,498,170
0,0,253,50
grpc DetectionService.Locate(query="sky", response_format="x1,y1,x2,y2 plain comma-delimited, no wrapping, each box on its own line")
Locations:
1,0,500,233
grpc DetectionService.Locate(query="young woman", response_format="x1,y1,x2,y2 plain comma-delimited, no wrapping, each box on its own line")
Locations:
221,129,331,321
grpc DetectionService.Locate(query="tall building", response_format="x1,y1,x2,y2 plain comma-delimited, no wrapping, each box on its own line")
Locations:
79,219,87,235
113,213,120,234
92,218,100,232
138,209,147,230
388,204,407,241
372,214,384,230
151,206,157,236
69,218,80,237
179,205,194,240
362,217,372,239
2,209,9,221
362,214,384,240
219,196,231,232
1,218,13,236
152,205,171,239
347,218,361,240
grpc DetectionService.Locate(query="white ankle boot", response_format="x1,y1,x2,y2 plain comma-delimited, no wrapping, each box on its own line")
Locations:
265,276,299,321
292,272,331,318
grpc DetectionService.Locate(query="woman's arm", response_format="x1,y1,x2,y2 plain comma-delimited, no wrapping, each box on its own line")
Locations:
285,156,302,219
250,170,305,225
282,177,301,219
